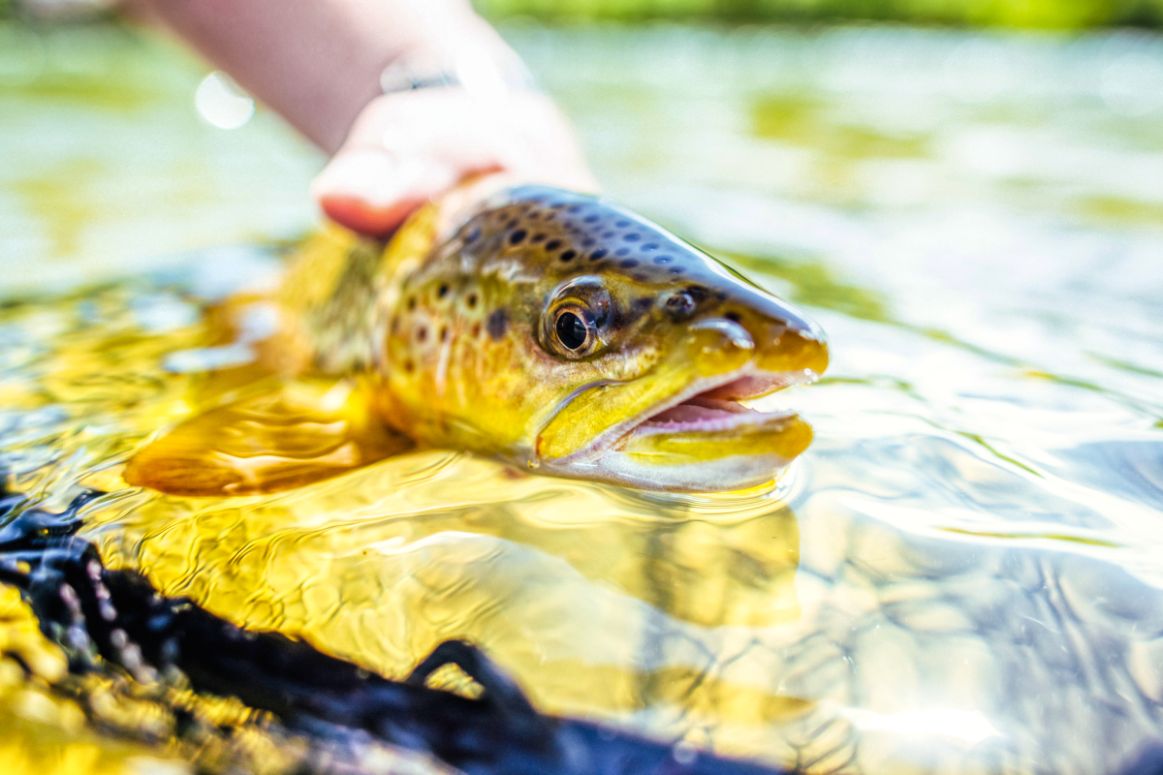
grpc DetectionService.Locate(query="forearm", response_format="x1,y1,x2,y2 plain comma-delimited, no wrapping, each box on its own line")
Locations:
127,0,593,237
131,0,514,153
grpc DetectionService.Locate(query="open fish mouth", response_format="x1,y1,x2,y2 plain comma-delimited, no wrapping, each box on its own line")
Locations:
580,367,821,460
623,372,811,439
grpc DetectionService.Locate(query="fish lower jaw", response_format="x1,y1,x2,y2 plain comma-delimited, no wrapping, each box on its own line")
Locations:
572,366,817,462
553,452,786,493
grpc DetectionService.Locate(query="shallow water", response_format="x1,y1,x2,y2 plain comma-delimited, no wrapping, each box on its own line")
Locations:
2,20,1163,775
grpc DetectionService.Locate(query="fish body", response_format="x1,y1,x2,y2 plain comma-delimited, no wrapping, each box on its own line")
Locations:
128,185,828,494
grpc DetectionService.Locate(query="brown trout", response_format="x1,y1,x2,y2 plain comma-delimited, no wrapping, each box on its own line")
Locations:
126,185,828,495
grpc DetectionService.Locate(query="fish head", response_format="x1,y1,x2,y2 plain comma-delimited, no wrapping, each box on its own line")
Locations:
418,186,828,492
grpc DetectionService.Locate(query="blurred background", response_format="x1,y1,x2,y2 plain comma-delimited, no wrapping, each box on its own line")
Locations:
1,0,1161,296
479,0,1163,28
6,0,1163,27
2,0,1163,300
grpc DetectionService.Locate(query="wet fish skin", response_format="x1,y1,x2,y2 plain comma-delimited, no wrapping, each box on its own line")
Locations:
315,185,827,490
127,184,828,495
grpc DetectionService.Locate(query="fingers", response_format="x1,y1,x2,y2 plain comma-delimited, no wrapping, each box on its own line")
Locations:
312,88,595,237
312,147,499,237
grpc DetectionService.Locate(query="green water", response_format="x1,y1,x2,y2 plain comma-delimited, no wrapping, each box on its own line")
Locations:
2,20,1163,775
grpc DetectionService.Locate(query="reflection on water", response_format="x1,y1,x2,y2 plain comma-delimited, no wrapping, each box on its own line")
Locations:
2,20,1163,775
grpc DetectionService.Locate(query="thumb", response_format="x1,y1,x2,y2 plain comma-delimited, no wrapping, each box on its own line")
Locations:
312,147,469,237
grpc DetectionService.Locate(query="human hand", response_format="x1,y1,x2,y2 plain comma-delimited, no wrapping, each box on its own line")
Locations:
311,86,596,238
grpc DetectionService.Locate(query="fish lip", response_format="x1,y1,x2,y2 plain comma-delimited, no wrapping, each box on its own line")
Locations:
555,366,821,465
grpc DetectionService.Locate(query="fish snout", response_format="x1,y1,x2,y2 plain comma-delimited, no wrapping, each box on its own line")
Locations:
712,294,828,378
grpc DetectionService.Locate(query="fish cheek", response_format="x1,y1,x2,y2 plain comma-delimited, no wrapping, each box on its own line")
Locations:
599,341,662,384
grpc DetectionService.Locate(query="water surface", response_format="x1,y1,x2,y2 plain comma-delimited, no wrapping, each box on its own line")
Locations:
1,21,1162,775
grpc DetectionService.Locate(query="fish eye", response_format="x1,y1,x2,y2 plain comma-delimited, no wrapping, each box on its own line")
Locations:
541,278,612,360
552,305,595,355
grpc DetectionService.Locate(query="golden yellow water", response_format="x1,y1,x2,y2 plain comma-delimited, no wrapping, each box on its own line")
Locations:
3,20,1163,775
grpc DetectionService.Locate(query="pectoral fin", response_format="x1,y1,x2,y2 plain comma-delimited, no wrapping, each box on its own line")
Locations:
124,381,412,496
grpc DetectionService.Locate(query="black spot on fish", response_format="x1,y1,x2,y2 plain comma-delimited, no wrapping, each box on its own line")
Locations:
416,326,428,343
560,249,577,263
725,311,742,323
643,243,659,251
685,285,710,303
532,233,546,243
486,308,509,340
601,230,615,239
618,296,655,327
406,296,417,311
620,258,639,268
509,229,527,246
465,226,481,244
590,248,608,261
440,325,450,342
669,267,683,274
615,248,630,257
403,359,415,373
623,233,641,242
437,283,449,299
615,219,630,228
583,214,600,223
506,217,519,230
633,273,649,282
581,237,596,248
654,255,673,264
545,239,562,252
466,292,478,310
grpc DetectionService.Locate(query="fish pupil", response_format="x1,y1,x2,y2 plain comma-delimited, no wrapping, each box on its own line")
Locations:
555,311,589,351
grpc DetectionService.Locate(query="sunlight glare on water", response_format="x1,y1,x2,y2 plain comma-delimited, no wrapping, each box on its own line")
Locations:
1,21,1162,775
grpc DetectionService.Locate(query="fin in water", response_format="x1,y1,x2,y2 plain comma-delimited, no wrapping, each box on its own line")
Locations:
124,381,412,496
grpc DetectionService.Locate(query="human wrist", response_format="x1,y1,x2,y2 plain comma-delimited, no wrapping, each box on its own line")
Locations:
374,14,536,101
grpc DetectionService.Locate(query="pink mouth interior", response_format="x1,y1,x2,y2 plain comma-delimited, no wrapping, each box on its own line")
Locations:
700,374,787,401
637,374,794,435
642,397,754,432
